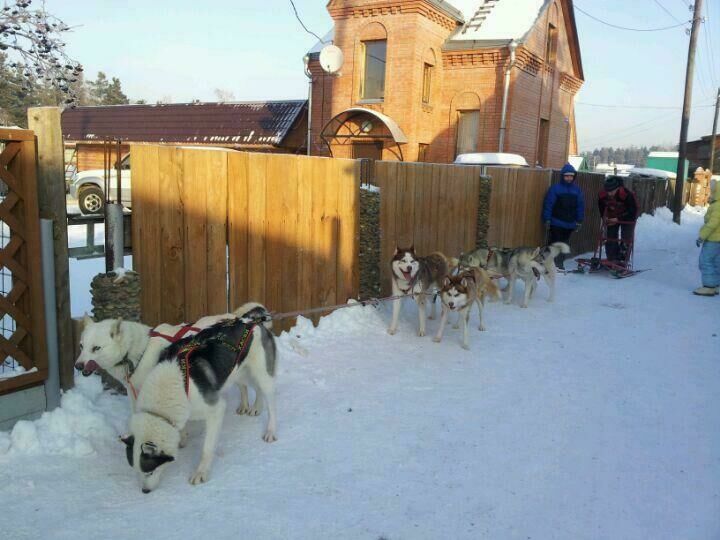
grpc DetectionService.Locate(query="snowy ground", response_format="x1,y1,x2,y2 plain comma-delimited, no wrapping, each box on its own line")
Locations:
1,207,718,540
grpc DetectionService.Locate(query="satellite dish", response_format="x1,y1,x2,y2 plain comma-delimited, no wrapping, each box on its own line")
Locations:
319,44,344,75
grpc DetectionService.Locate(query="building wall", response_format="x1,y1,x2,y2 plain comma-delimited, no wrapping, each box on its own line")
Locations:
311,0,583,167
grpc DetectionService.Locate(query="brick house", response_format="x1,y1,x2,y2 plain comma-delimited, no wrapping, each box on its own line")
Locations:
306,0,584,168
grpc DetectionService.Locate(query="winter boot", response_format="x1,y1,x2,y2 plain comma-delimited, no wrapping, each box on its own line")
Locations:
693,286,718,296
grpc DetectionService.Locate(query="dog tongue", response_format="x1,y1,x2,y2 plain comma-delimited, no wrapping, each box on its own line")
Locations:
402,270,412,281
82,359,99,376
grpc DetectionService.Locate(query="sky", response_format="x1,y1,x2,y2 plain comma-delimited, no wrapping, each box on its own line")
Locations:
50,0,720,152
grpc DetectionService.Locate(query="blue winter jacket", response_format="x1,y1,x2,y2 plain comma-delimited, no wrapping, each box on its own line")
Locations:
542,164,585,229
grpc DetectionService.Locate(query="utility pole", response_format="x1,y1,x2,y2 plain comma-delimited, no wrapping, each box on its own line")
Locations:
673,0,703,224
709,87,720,176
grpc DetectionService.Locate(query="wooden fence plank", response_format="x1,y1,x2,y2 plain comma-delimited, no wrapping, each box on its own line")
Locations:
247,153,268,305
157,147,185,323
205,150,229,315
336,158,359,303
296,156,314,315
181,149,210,322
228,152,249,309
378,161,398,295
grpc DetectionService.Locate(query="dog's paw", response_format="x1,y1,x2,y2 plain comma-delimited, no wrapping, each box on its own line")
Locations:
521,304,528,309
452,323,460,329
262,431,277,443
462,343,470,350
247,406,261,417
189,469,209,485
236,405,250,415
387,327,397,336
478,324,486,331
417,330,425,337
432,336,441,343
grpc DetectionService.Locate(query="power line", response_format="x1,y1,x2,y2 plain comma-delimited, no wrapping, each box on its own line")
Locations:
653,0,683,22
574,5,690,31
579,112,679,146
288,0,327,44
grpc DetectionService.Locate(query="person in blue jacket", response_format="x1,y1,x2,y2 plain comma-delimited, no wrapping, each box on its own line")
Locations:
542,163,585,269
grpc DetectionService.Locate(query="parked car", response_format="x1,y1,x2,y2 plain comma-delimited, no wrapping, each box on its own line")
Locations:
68,154,131,214
453,152,530,167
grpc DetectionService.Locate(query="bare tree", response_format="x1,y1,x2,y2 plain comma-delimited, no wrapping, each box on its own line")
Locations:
0,0,82,103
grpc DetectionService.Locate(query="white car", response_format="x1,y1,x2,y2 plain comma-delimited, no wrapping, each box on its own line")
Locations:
453,152,530,167
68,154,132,214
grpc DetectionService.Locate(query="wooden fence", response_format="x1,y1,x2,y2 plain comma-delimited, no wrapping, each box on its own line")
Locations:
375,161,485,294
0,129,49,395
131,146,359,330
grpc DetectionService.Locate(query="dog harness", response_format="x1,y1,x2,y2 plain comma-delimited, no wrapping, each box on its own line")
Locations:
149,323,202,343
176,322,256,396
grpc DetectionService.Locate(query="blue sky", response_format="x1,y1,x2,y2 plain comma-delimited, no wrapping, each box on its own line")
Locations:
53,0,720,151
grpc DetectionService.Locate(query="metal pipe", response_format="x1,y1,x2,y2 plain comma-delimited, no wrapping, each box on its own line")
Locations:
41,219,60,411
304,54,313,156
498,40,518,153
106,203,125,271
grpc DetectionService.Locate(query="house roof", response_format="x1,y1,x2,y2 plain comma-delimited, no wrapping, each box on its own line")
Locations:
448,0,549,44
647,151,679,158
62,100,307,146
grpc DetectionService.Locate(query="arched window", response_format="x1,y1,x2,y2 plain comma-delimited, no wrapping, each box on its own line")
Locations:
359,22,388,101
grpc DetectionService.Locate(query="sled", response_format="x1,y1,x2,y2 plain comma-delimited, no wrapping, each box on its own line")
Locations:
574,218,648,279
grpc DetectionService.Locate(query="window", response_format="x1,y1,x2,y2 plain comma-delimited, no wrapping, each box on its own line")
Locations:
422,63,432,104
361,40,387,100
537,118,550,166
455,110,480,157
418,143,429,162
545,23,557,65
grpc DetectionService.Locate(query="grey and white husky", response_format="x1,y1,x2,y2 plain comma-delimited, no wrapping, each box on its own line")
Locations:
122,313,277,492
506,242,570,307
75,302,270,415
388,246,449,337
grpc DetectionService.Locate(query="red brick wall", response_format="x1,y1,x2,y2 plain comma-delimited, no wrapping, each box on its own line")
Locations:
312,0,583,167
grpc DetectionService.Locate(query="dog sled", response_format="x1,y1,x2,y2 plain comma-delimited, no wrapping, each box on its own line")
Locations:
574,219,647,279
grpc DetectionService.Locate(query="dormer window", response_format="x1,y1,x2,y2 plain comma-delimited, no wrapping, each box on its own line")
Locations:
361,40,386,100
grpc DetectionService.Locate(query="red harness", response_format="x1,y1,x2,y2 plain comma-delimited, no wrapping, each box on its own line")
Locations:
148,323,202,343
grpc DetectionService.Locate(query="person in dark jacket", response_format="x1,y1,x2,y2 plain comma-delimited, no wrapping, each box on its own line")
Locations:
542,162,585,269
598,175,638,264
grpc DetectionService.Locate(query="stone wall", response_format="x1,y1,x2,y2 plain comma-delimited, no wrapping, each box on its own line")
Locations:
359,187,381,299
476,175,492,247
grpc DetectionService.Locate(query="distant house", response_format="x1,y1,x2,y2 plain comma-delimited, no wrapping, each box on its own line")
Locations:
62,101,308,171
645,151,688,180
307,0,584,168
686,135,720,175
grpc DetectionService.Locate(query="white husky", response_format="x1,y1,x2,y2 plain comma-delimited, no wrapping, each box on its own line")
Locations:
122,315,277,492
75,302,270,415
506,242,570,307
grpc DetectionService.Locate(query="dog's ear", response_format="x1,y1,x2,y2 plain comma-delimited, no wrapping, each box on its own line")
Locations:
82,312,94,328
110,318,123,340
394,246,400,256
460,278,468,288
120,434,134,447
409,244,415,254
442,276,451,287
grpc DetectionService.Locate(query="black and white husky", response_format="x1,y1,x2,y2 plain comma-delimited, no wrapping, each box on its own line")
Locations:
74,303,269,414
122,313,277,492
506,242,570,307
388,246,449,337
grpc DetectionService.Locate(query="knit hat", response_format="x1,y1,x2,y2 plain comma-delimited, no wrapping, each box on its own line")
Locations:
560,162,577,178
604,175,622,191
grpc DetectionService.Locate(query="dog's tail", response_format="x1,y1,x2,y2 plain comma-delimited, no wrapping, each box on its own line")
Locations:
233,302,273,330
549,242,571,255
477,268,501,300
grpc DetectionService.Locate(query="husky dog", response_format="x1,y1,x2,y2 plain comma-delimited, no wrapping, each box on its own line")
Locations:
506,242,570,307
122,314,277,492
388,246,449,337
434,267,500,349
74,302,270,415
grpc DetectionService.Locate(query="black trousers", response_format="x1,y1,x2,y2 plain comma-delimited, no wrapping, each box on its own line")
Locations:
605,223,635,262
549,226,573,268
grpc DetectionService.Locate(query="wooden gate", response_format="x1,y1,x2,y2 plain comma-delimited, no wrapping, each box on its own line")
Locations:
131,146,360,330
0,129,49,395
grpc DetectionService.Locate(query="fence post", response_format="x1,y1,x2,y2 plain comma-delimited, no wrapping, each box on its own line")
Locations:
27,107,75,391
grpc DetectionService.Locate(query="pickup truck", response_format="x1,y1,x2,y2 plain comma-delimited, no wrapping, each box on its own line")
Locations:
68,154,131,214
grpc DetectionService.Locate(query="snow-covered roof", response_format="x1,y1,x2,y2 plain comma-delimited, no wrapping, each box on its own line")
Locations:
448,0,550,45
628,167,676,180
647,151,678,159
454,152,529,166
